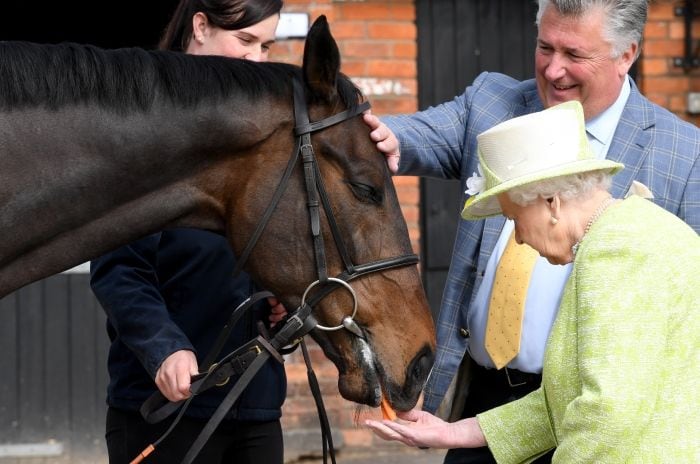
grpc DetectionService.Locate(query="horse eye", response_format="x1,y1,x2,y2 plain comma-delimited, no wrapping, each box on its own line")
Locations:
347,181,382,204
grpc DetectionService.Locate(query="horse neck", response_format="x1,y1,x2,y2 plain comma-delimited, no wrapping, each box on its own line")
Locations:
0,98,292,298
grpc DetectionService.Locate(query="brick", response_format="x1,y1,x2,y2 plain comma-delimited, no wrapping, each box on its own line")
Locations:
310,8,335,23
342,40,393,58
368,21,416,40
393,41,417,59
341,60,368,77
644,76,689,94
644,20,668,39
367,59,416,78
329,21,368,39
641,57,669,75
371,97,418,115
392,175,419,187
399,204,419,224
669,22,685,40
390,4,415,21
396,185,420,204
648,2,676,20
337,3,392,20
643,39,684,57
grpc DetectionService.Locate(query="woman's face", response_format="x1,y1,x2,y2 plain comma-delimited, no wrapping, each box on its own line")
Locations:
187,13,279,62
497,193,572,265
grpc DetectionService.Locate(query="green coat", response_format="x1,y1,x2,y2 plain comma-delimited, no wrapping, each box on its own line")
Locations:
478,196,700,463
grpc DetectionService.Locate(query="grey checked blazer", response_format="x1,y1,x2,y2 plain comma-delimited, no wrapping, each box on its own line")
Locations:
384,71,700,413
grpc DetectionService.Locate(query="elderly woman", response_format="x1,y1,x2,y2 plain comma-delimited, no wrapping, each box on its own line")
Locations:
365,101,700,463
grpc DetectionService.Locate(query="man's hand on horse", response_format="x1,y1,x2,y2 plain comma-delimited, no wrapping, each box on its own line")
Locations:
363,110,401,174
155,349,199,402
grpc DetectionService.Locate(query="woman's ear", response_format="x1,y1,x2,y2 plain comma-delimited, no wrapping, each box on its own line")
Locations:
191,12,209,44
547,195,562,224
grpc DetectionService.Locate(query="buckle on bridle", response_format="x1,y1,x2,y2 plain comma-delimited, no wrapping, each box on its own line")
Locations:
206,362,230,387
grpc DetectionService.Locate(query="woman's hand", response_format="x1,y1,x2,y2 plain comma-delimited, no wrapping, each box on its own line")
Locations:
155,349,199,402
364,408,487,450
267,297,287,327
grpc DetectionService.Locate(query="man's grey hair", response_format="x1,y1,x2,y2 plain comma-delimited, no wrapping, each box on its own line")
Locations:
536,0,648,59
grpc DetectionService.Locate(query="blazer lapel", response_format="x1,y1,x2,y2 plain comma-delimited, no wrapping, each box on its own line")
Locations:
607,79,655,198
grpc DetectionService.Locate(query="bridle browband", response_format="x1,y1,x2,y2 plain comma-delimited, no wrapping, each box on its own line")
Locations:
134,77,420,464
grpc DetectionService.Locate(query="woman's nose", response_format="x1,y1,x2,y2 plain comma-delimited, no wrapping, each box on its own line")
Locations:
244,45,264,62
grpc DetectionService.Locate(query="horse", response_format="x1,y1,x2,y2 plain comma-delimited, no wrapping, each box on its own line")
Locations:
0,16,435,416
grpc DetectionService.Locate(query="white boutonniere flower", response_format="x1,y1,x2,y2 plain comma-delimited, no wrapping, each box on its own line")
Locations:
465,165,486,196
624,180,654,199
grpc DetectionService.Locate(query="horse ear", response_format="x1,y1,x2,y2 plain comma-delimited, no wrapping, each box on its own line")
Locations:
302,15,339,101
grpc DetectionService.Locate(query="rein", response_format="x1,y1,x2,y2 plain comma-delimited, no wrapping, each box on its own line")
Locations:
132,78,419,464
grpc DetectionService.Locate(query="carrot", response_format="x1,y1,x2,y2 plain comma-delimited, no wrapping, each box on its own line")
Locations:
380,397,397,421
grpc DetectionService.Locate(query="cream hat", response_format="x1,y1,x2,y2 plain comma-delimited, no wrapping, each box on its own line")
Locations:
461,101,624,220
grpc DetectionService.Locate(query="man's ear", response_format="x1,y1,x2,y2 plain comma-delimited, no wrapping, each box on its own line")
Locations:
617,41,638,76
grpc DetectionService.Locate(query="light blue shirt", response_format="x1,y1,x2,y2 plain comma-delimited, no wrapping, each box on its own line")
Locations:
467,77,632,372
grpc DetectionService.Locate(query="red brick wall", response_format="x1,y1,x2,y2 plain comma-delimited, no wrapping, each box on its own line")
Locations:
642,1,700,127
272,1,698,459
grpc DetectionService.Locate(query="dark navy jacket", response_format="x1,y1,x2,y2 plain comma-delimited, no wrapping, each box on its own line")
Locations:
90,228,286,421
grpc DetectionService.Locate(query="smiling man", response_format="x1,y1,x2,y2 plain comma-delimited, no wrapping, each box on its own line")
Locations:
363,1,700,462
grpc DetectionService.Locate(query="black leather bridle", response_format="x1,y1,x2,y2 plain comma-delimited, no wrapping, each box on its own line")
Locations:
232,78,420,323
133,78,420,464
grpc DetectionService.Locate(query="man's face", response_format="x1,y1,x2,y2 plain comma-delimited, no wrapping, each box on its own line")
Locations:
535,5,637,120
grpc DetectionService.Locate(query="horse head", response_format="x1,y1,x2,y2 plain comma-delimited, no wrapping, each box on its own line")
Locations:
227,16,436,410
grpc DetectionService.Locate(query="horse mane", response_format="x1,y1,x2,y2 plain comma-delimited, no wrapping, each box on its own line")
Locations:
0,41,363,113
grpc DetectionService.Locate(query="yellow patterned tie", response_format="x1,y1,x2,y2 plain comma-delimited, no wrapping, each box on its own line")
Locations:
485,231,539,369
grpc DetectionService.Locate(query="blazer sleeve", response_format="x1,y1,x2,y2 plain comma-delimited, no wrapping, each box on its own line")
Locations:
477,388,556,463
90,233,194,378
382,91,471,180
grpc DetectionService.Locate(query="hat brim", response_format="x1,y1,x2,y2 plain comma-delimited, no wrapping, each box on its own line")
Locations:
461,159,624,220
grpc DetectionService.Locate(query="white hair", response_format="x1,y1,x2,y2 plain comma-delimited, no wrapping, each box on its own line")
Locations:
507,170,613,206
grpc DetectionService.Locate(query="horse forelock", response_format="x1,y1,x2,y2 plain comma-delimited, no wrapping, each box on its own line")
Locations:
336,72,365,110
0,41,296,112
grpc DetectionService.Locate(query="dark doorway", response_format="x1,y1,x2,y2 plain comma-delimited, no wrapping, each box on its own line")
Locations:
0,0,177,48
415,0,538,319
